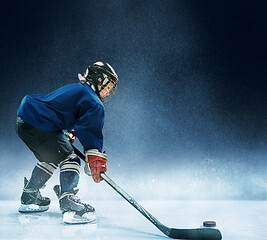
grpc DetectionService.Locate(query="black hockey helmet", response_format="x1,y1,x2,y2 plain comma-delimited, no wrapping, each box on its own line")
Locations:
78,61,118,102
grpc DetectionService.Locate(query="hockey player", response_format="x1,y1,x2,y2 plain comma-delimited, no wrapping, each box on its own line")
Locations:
15,61,118,224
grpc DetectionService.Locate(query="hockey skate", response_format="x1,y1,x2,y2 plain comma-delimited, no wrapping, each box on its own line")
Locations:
18,177,50,213
53,185,96,224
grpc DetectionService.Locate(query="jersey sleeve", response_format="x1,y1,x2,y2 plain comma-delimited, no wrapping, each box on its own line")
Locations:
74,95,105,152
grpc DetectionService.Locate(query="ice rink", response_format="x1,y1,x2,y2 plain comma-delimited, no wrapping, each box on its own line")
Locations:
0,200,265,240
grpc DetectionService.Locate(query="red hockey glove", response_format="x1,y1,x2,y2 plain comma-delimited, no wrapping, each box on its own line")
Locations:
85,149,107,183
68,130,77,144
64,129,77,144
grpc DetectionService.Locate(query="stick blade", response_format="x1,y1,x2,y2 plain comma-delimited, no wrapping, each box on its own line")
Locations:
168,228,222,240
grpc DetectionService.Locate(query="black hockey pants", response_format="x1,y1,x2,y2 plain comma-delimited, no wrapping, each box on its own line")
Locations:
15,116,73,164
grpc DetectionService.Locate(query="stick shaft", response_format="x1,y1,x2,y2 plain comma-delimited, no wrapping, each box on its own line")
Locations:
71,145,170,235
71,145,222,240
72,145,86,161
100,172,170,235
100,173,222,240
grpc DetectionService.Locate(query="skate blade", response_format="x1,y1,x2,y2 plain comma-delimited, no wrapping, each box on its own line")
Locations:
18,204,49,213
63,211,97,224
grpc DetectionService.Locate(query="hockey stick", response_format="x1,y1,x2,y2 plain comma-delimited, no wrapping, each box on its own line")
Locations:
72,145,222,240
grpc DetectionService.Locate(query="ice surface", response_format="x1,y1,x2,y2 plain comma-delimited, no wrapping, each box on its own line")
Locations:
0,200,265,240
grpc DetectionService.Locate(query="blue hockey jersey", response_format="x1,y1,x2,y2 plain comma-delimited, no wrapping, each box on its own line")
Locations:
17,83,105,151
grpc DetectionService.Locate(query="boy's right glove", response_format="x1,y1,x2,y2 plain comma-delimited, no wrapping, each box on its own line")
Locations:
85,149,107,183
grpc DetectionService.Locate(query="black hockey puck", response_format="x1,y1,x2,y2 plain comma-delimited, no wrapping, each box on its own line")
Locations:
203,221,216,227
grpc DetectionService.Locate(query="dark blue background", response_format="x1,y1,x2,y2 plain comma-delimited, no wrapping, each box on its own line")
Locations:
0,0,266,200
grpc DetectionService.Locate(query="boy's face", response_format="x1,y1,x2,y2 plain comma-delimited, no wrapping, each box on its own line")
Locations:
98,81,115,99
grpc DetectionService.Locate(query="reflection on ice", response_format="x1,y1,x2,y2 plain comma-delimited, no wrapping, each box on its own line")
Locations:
18,212,50,225
62,224,97,238
0,200,266,240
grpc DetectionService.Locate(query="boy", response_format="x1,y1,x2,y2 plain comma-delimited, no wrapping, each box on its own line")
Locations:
15,61,118,224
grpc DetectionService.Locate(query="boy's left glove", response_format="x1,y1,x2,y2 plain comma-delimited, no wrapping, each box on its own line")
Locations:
64,129,77,144
85,149,107,183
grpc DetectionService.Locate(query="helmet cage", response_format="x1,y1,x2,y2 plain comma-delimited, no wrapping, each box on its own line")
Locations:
81,62,118,102
95,73,118,102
